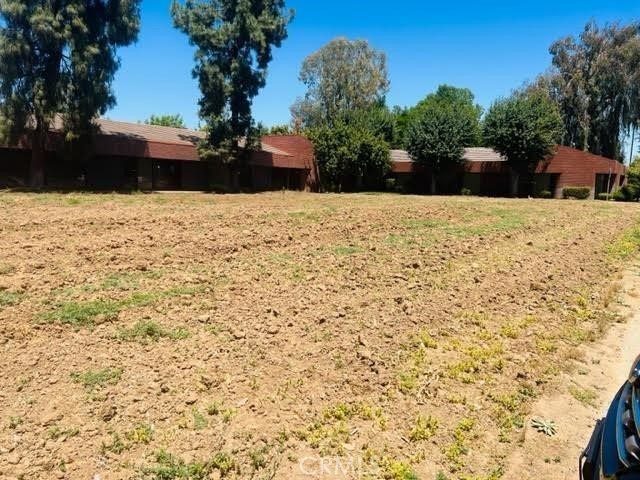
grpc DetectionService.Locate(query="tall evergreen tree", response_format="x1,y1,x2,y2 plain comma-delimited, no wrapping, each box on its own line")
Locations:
171,0,293,186
0,0,142,188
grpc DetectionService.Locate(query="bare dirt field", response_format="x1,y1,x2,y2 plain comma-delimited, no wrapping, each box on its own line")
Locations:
1,192,640,480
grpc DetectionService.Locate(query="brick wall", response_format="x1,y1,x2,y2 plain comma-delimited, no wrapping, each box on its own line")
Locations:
260,135,318,191
392,146,627,198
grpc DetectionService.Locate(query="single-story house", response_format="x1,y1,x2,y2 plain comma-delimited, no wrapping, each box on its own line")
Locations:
0,118,317,192
389,146,627,198
0,117,626,198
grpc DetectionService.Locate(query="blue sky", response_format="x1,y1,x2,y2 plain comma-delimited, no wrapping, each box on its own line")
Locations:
109,0,640,132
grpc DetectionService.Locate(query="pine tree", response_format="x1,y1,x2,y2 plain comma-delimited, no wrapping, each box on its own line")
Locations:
171,0,293,187
0,1,142,188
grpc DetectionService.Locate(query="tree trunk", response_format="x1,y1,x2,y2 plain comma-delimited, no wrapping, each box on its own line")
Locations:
430,175,437,195
30,123,46,189
510,172,520,198
630,124,636,165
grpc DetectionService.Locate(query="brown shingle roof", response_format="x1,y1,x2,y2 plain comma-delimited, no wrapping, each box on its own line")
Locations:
96,119,205,146
391,148,506,164
462,147,505,163
95,119,292,156
390,150,413,163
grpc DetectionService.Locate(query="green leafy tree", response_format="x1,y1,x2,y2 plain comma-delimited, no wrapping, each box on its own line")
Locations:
627,155,640,199
309,122,390,192
546,21,640,159
171,0,293,189
391,106,412,149
0,0,142,188
145,114,187,129
405,85,483,194
483,92,563,197
291,38,390,128
265,124,292,136
342,103,397,145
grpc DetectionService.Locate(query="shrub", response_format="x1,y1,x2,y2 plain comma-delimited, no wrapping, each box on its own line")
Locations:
460,188,472,196
538,190,552,199
210,184,232,194
596,192,611,201
562,186,590,200
385,178,397,192
612,185,637,202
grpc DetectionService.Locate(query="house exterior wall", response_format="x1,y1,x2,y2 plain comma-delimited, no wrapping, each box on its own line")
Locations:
0,149,30,187
396,146,626,198
180,161,209,191
537,146,627,198
257,135,318,191
1,130,316,192
138,158,153,191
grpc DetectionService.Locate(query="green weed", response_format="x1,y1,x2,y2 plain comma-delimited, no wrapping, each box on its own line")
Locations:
40,299,121,326
47,426,80,441
71,368,123,391
126,424,153,445
8,416,23,429
409,415,438,442
332,245,364,256
0,291,24,307
569,385,599,408
607,225,640,259
40,286,203,327
140,450,236,479
192,409,208,430
101,433,128,455
116,320,189,343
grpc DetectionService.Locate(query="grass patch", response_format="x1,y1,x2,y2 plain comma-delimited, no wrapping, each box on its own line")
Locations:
403,208,526,239
40,299,121,326
569,385,599,408
39,285,204,327
99,270,163,291
0,291,24,307
140,450,236,479
607,224,640,259
71,367,123,391
332,245,364,256
116,320,189,343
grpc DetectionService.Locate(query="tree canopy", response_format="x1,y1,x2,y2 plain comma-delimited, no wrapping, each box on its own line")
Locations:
405,85,483,193
145,114,187,129
0,0,142,187
291,38,390,129
171,0,293,165
542,21,640,160
308,122,390,192
483,92,563,196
